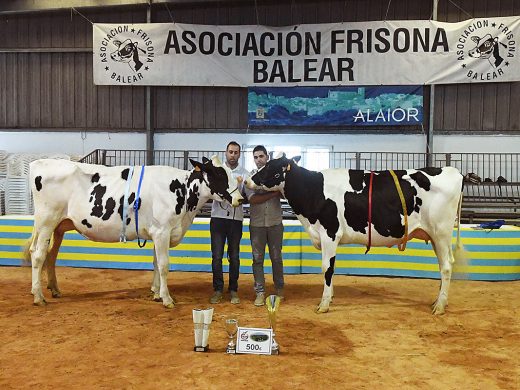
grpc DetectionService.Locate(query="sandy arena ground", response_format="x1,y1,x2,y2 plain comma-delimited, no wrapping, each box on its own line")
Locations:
0,266,519,390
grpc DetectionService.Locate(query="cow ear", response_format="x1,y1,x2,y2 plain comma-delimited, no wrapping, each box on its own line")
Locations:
190,158,203,171
292,156,302,164
471,36,479,43
113,40,122,47
202,157,210,164
211,155,223,167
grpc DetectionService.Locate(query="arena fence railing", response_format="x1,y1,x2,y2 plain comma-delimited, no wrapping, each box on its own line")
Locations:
80,149,519,181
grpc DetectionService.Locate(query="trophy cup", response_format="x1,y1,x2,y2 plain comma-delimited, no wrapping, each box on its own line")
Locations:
225,318,238,354
193,309,204,352
265,295,281,355
193,307,214,352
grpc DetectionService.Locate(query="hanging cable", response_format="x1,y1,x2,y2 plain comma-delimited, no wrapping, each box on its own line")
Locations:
71,7,94,25
164,3,175,23
254,0,260,25
429,0,439,20
384,0,392,21
447,0,474,19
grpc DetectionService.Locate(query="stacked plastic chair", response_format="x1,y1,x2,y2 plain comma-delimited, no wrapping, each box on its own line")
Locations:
4,153,70,215
5,153,34,215
0,151,8,215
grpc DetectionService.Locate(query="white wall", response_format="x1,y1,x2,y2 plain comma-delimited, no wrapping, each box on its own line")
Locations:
434,134,520,153
155,132,428,152
1,131,519,157
0,131,146,158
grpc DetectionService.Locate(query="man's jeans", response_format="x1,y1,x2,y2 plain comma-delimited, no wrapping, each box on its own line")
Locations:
210,217,243,292
250,223,284,294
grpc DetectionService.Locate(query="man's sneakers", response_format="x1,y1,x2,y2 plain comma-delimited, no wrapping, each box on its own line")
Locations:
254,292,265,307
210,291,240,304
230,291,240,304
209,291,223,304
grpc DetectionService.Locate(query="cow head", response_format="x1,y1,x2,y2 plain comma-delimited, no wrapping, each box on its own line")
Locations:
246,153,300,192
110,39,144,72
190,155,243,207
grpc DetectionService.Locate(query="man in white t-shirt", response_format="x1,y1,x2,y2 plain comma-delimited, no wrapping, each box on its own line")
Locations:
209,141,248,304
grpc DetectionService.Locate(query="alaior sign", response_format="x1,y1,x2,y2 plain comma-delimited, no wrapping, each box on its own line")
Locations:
93,16,519,87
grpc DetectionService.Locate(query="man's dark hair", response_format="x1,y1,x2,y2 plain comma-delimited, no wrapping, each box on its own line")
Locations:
252,145,267,155
226,141,241,152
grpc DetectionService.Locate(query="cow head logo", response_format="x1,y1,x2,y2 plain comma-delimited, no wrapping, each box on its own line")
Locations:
110,39,146,72
455,19,516,81
467,34,507,68
96,25,155,85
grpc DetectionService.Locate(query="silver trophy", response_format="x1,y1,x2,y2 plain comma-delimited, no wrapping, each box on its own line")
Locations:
193,307,214,352
265,295,281,355
225,318,238,354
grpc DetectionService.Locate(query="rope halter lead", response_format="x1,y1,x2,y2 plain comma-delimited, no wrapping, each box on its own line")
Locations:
389,170,409,251
134,165,147,248
120,166,135,243
365,170,409,254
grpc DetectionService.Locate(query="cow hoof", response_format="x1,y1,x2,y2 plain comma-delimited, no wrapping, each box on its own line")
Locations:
33,299,47,307
153,293,161,302
315,305,329,314
164,302,175,309
50,289,62,298
431,301,446,315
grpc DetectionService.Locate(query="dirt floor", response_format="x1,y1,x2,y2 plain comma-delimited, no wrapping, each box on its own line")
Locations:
1,266,519,390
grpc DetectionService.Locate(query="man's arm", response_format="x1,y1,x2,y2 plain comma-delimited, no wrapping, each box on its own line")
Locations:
249,191,281,205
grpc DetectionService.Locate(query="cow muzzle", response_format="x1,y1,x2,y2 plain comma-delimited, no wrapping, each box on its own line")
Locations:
230,191,244,207
245,176,259,190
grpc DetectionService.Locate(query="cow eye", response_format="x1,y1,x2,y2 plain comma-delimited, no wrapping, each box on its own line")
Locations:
274,173,280,178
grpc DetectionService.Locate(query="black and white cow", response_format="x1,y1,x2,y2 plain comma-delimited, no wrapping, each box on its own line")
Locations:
246,155,465,315
26,156,243,308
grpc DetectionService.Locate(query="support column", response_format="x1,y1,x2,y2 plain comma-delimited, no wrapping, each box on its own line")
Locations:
427,0,438,166
145,1,154,165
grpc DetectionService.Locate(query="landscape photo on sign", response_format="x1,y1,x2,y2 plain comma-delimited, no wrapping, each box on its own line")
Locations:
247,86,423,126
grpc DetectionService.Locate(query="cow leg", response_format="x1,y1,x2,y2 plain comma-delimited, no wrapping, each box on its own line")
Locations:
431,238,455,315
151,249,177,304
46,229,65,298
151,251,161,300
30,227,55,306
45,219,74,298
316,240,339,314
153,235,175,309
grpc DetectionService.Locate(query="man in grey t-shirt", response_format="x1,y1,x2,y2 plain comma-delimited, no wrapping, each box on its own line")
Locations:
246,145,285,306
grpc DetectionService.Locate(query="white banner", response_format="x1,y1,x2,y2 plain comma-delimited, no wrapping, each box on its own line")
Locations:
93,17,520,86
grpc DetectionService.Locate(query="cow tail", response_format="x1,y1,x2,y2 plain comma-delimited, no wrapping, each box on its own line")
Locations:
452,192,469,277
21,230,53,268
21,233,35,266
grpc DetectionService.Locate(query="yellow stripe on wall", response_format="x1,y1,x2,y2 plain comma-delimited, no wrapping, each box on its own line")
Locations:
1,216,519,280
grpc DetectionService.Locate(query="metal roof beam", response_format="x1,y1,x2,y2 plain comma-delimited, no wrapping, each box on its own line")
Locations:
0,0,234,14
